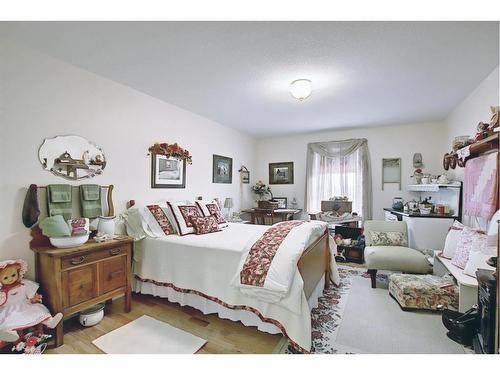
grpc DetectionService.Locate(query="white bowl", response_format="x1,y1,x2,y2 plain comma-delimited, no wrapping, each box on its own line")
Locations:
79,303,105,327
419,208,432,215
50,233,89,248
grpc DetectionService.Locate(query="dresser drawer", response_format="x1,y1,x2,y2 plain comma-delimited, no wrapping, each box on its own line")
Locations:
63,264,98,308
61,246,124,270
99,256,127,294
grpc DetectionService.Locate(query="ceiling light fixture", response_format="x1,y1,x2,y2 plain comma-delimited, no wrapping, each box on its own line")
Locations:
289,79,312,101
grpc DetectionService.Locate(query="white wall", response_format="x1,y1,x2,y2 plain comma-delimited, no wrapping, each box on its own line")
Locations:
444,66,499,181
0,41,257,278
255,121,447,220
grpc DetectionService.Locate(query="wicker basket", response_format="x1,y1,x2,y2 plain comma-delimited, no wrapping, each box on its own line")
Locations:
257,200,279,210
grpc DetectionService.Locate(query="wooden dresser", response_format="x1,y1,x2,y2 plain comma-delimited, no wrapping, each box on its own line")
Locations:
31,237,133,347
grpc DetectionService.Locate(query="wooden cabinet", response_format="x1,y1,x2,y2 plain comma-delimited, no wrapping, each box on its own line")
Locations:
31,238,133,347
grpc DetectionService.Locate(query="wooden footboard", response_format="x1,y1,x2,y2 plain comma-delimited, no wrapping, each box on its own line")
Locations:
298,230,330,299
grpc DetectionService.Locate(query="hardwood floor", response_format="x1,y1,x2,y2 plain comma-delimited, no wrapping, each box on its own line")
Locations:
46,293,283,354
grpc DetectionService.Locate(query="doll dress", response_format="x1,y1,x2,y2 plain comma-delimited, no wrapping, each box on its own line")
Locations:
0,280,51,331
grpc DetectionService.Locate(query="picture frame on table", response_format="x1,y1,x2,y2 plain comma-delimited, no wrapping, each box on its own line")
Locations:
273,197,287,209
269,162,294,184
151,154,186,188
213,154,233,184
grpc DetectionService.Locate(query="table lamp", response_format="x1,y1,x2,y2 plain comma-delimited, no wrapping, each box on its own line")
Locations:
224,198,234,219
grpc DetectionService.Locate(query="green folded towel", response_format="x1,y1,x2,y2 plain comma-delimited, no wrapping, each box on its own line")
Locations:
39,215,71,237
80,185,102,219
47,184,73,220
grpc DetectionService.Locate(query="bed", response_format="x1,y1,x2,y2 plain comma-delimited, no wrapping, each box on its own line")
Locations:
129,208,332,353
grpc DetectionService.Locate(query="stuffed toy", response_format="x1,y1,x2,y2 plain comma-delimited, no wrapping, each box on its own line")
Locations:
0,259,62,342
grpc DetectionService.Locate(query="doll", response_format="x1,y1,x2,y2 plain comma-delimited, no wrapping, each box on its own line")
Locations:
0,259,62,342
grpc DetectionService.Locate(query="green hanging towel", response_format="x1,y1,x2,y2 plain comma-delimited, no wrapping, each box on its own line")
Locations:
47,184,73,220
80,184,102,219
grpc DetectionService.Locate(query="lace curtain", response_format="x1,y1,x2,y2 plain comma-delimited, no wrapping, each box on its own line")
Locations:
306,138,372,219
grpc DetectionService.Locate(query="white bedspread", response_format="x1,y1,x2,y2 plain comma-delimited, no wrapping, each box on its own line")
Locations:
133,223,326,352
233,221,327,304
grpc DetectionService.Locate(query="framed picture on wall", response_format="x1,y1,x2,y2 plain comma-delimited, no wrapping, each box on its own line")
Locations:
269,162,294,184
213,154,233,184
151,154,186,188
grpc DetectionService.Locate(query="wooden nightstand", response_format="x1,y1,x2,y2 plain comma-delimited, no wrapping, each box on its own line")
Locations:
31,237,133,347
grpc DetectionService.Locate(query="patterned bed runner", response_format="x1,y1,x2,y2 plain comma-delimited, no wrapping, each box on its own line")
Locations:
240,220,305,287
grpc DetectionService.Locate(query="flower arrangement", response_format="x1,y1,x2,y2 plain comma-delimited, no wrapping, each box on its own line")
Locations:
251,180,272,200
148,142,193,164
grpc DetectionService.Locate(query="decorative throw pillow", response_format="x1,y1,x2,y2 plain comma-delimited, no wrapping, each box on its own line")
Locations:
195,200,228,228
451,227,487,269
167,202,202,235
368,231,407,246
145,205,175,235
190,216,221,235
441,220,465,259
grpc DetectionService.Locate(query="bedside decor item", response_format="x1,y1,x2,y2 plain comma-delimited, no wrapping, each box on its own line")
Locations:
224,197,234,218
238,166,250,184
269,162,294,184
95,215,116,236
382,158,401,190
39,135,106,181
274,197,287,209
212,154,233,184
290,197,298,209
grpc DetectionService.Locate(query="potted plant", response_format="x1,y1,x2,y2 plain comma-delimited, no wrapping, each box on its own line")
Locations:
251,181,277,208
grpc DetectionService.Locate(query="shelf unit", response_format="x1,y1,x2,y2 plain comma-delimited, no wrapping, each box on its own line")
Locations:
407,183,461,192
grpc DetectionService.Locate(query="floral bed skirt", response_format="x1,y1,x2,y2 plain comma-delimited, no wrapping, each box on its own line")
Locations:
388,274,459,310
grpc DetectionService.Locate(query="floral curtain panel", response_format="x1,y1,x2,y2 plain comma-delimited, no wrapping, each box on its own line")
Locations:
306,138,372,219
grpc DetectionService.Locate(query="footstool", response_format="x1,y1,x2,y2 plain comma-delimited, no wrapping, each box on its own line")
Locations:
388,274,459,311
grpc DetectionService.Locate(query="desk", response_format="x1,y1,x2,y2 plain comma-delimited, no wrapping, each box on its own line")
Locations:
242,208,302,224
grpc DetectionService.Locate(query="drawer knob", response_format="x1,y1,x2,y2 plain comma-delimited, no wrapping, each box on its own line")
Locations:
70,256,86,265
109,248,121,255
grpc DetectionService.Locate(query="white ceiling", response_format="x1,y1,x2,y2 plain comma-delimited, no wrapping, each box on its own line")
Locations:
1,21,498,137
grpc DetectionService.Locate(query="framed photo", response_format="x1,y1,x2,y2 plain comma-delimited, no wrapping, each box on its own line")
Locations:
382,158,401,190
151,154,186,188
213,154,233,184
273,197,287,209
269,162,294,184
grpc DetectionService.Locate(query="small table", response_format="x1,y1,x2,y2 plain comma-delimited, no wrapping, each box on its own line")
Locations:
242,208,302,224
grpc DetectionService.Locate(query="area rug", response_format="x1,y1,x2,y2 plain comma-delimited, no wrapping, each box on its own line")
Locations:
92,315,207,354
286,266,466,354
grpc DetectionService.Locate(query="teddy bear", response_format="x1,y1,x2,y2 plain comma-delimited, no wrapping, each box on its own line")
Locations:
0,259,62,343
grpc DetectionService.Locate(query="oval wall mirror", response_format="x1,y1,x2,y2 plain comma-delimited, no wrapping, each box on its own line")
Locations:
39,135,106,180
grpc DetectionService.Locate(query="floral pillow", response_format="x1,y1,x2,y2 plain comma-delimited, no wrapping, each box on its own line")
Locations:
451,227,487,269
190,216,221,235
195,200,228,228
441,220,465,259
368,231,407,246
145,205,175,235
167,202,202,235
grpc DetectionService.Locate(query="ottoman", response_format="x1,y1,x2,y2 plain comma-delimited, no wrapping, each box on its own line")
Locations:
388,274,459,311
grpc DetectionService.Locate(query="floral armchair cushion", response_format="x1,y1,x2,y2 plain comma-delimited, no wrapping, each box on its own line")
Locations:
367,230,407,247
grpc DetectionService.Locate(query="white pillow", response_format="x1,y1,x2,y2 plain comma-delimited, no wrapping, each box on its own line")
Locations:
441,220,465,259
463,248,496,277
123,207,153,240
